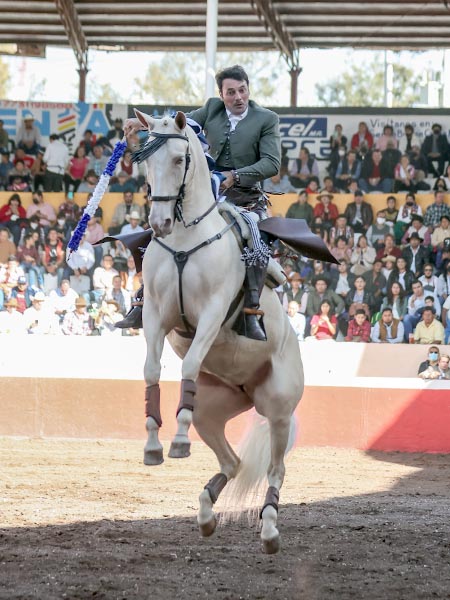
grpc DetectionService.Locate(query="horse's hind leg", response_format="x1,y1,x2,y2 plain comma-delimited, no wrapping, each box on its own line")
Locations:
193,373,252,537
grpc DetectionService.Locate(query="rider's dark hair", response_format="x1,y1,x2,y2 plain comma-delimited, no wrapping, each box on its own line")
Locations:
216,65,249,91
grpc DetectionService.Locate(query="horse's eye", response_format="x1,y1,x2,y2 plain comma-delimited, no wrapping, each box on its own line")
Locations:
175,157,184,165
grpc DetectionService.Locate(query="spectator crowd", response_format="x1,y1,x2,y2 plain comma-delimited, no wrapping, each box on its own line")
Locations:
2,116,450,352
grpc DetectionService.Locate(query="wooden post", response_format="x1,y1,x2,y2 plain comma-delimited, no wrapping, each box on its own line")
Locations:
290,67,302,107
78,68,88,102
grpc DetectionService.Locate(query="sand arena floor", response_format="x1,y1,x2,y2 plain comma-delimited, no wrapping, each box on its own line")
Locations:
1,438,450,599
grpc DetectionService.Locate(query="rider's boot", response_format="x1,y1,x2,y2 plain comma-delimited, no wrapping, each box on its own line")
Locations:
233,264,267,342
115,284,144,329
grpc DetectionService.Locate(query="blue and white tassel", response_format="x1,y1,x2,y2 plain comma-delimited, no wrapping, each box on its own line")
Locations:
66,137,128,266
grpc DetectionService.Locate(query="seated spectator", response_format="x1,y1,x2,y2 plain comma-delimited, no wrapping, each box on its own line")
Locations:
344,189,373,235
366,210,393,250
387,256,415,294
401,215,431,248
310,216,328,245
329,214,354,249
64,146,89,192
330,236,352,264
105,274,131,316
344,308,371,342
108,191,143,236
402,232,430,278
110,171,137,193
376,124,398,151
31,149,45,191
403,280,430,341
321,176,338,194
313,192,339,232
350,121,374,156
376,234,401,262
417,346,440,375
393,154,416,193
433,176,448,192
395,192,423,243
14,148,35,170
309,300,337,340
120,210,144,235
0,193,27,245
350,235,376,276
332,149,361,191
287,300,306,341
381,281,408,321
58,192,81,229
413,306,445,345
0,227,16,265
419,354,450,379
121,255,140,297
106,239,131,273
382,139,402,181
26,190,56,229
94,299,123,335
16,232,43,288
381,255,397,282
106,117,124,144
7,160,32,191
288,147,319,189
358,148,393,194
329,123,347,152
17,113,41,155
0,119,9,152
63,233,95,287
327,143,345,180
431,214,450,268
87,143,108,176
305,177,319,196
285,190,313,225
399,124,420,153
43,134,69,192
10,275,33,313
0,151,14,190
340,275,375,335
0,255,24,308
92,254,119,304
77,169,99,194
61,296,93,336
408,144,430,190
371,307,404,343
421,123,449,177
23,291,60,335
384,195,398,226
306,260,334,287
363,259,386,311
0,297,26,334
48,279,78,321
78,129,94,156
42,228,65,286
331,259,354,300
282,272,307,313
115,148,140,181
441,164,450,189
264,162,296,194
423,190,450,231
419,263,440,297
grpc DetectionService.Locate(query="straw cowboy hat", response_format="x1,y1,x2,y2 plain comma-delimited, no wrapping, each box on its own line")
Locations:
75,297,87,307
316,191,334,201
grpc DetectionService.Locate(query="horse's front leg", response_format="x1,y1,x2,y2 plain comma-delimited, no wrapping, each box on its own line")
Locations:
143,305,166,466
168,309,224,459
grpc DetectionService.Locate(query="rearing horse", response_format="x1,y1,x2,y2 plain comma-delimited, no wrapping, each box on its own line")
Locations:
136,109,303,553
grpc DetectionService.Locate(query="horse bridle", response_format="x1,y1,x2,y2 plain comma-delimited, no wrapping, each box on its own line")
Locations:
135,131,216,228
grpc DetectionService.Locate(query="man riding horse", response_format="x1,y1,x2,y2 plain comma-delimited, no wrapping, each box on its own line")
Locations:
115,64,280,341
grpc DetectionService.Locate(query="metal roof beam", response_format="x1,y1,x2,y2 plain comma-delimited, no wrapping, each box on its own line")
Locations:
251,0,298,67
54,0,88,70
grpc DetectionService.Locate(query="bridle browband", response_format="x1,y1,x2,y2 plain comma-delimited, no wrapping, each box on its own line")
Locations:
132,130,216,228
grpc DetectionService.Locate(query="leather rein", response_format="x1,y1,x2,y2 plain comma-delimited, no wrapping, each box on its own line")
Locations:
143,130,237,332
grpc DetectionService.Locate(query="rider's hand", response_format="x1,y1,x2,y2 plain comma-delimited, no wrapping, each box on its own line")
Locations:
219,171,235,190
124,118,145,136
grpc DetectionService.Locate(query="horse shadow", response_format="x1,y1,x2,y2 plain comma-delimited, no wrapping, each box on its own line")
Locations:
1,447,450,600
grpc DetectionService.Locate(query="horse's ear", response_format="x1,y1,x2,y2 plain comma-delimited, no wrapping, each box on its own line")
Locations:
174,111,186,132
134,109,155,130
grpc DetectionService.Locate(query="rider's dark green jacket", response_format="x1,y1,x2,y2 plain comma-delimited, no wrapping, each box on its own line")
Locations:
187,98,281,188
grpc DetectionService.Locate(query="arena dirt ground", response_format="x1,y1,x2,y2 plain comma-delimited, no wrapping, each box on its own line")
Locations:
1,438,450,600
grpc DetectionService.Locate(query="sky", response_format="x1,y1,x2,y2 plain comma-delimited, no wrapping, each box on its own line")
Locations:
2,46,450,107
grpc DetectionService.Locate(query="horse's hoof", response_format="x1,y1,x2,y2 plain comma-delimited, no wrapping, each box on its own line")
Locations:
168,441,191,459
262,535,280,555
143,448,164,466
199,517,216,537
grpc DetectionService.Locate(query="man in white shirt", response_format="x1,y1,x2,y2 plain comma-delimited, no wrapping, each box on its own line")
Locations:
43,134,69,192
48,279,79,321
120,211,144,235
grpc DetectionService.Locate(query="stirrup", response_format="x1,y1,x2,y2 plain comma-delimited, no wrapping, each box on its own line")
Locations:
233,310,267,341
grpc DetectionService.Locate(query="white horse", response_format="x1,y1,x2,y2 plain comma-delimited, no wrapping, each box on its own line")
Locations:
135,110,303,553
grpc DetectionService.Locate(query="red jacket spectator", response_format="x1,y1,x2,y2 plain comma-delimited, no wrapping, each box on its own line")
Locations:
0,202,26,223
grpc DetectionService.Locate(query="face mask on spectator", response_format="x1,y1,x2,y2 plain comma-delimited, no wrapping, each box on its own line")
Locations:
429,352,439,361
57,219,65,226
377,217,386,225
30,222,38,229
32,197,39,204
338,149,345,157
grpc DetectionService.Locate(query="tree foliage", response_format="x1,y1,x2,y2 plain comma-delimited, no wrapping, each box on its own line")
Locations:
0,56,11,98
315,56,421,107
133,51,283,106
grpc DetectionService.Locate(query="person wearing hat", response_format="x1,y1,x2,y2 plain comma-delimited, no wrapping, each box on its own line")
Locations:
421,123,449,178
0,296,26,334
402,231,430,278
282,272,307,314
120,210,144,235
313,192,339,232
0,254,25,309
17,113,41,155
23,291,58,334
343,189,374,235
108,191,143,236
110,170,137,194
401,214,430,247
95,298,123,335
61,295,93,336
10,274,33,313
381,254,398,282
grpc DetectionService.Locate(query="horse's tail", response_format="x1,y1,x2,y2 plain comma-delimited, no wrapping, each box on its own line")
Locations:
218,411,297,520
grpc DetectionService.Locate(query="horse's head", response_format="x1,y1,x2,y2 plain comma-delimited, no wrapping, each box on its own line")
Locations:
134,109,190,238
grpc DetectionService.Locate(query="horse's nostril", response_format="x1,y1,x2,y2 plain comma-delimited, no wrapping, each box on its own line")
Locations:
164,218,172,229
